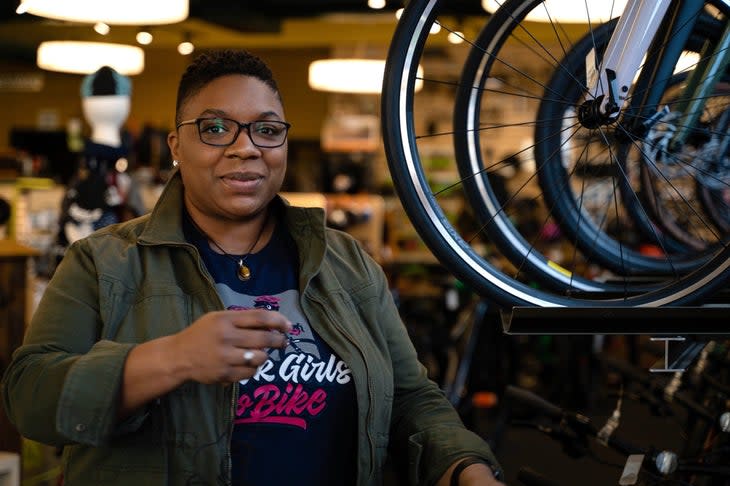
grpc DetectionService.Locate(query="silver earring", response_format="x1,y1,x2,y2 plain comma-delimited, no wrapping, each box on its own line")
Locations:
172,160,179,167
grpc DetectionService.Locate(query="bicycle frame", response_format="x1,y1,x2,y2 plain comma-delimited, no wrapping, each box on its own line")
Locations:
672,14,730,151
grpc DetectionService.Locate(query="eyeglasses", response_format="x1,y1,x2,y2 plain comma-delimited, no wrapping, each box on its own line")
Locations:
176,117,291,148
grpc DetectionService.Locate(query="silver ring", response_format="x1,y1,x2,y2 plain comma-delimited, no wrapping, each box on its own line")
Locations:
243,350,255,366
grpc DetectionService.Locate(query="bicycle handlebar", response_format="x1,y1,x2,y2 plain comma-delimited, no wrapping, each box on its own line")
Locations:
504,385,563,419
600,355,717,422
503,385,644,457
503,382,730,482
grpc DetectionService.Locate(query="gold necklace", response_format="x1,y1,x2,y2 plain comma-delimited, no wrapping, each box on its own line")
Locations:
189,214,268,281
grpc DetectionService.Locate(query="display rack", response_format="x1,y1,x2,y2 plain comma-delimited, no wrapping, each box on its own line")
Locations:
500,300,730,372
501,305,730,336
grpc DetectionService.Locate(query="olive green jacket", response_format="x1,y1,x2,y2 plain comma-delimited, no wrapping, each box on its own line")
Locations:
2,171,500,485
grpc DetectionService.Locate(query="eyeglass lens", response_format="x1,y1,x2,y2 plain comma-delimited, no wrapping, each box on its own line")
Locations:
198,118,288,147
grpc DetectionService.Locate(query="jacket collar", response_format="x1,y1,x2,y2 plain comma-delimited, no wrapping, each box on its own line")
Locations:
139,168,327,285
138,169,187,245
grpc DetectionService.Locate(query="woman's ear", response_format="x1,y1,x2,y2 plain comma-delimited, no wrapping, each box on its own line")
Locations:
167,130,180,161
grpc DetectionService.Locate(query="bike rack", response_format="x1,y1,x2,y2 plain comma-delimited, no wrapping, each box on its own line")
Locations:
501,302,730,371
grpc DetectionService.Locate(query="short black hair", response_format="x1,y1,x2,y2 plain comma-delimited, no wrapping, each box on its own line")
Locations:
174,49,280,124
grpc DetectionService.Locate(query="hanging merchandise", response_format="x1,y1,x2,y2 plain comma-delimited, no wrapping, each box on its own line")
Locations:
56,66,144,255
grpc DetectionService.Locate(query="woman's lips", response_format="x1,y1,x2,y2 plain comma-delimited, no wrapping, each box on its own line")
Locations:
221,173,263,192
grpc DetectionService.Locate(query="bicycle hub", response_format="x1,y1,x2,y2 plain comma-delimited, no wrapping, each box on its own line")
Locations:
578,95,619,129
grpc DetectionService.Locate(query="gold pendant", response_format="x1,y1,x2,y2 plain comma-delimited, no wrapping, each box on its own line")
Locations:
238,261,251,281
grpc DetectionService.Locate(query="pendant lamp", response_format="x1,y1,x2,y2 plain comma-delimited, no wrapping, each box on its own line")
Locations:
17,0,188,25
37,41,145,75
481,0,627,23
308,59,424,94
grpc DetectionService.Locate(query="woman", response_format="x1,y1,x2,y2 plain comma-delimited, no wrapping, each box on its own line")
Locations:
2,49,503,485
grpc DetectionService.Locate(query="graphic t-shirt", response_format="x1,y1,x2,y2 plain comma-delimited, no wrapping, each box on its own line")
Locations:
185,215,357,486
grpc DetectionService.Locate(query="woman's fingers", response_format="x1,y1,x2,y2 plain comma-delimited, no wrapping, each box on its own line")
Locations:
227,309,292,333
225,327,288,350
219,309,291,349
173,309,292,384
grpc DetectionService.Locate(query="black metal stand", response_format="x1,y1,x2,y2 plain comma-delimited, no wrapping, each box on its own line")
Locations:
444,300,490,406
501,303,730,371
501,305,730,335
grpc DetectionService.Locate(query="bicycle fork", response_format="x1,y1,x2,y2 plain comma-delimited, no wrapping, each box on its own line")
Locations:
582,0,672,124
580,0,709,131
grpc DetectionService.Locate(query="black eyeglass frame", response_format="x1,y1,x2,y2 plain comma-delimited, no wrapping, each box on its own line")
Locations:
176,117,292,148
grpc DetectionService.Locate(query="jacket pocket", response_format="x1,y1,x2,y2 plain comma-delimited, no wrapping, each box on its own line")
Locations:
99,277,192,341
64,441,166,485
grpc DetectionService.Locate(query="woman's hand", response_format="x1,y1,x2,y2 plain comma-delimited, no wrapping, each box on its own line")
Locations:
456,462,505,485
171,309,292,384
118,309,291,418
437,459,506,486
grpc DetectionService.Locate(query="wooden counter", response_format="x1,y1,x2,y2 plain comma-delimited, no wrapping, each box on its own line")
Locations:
0,239,38,455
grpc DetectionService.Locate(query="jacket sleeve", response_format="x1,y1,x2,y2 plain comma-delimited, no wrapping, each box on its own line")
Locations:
1,239,142,447
369,258,503,485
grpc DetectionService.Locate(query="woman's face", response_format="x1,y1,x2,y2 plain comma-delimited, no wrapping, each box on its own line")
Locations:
168,74,287,222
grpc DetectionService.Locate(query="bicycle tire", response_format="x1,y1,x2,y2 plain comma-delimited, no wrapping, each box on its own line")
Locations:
381,0,730,308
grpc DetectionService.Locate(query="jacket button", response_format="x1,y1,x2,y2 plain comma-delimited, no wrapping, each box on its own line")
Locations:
75,423,87,432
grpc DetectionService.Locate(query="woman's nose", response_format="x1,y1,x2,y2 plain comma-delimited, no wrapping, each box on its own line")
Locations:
224,126,261,156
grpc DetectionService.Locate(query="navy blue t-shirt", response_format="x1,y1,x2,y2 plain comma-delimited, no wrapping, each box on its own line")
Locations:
184,214,358,485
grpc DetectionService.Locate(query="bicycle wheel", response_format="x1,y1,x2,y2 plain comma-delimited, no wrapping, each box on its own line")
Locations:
381,0,730,307
532,10,730,269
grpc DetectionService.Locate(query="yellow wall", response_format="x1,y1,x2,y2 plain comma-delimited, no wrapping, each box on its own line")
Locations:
0,47,331,153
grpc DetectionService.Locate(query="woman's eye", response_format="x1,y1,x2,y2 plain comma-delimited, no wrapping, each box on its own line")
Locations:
255,124,279,135
201,120,229,133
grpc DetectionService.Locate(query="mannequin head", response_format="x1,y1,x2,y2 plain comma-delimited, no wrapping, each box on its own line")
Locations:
80,66,132,147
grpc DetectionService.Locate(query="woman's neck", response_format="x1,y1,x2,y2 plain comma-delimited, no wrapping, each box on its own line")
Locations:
187,207,272,255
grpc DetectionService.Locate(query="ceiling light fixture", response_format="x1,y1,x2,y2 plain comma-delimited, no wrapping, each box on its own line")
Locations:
177,41,194,55
177,33,194,56
447,31,464,44
481,0,627,22
136,29,153,45
448,18,465,45
368,0,386,9
37,41,145,75
308,59,423,94
16,0,188,25
93,22,110,35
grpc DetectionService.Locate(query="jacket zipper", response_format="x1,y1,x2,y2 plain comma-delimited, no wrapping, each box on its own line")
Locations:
182,242,234,484
226,382,236,485
304,293,375,485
